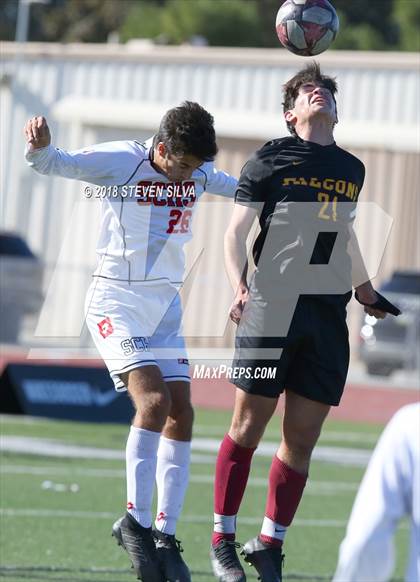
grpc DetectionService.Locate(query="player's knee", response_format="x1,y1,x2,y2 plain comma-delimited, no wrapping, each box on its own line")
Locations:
168,401,194,427
141,390,171,422
287,441,314,461
230,415,263,448
162,403,194,440
283,428,319,459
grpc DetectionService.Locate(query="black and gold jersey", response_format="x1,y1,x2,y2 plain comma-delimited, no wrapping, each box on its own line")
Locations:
235,136,365,300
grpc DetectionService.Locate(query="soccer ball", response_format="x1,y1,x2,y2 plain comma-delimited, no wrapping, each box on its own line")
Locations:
276,0,339,56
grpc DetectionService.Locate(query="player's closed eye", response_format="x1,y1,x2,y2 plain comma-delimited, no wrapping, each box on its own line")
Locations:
300,83,317,93
300,84,329,96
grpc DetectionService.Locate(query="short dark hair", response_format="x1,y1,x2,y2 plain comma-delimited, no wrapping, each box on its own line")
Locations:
155,101,218,162
282,62,338,136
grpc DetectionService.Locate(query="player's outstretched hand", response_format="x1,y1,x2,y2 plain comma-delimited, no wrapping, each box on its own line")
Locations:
24,116,51,150
229,287,249,325
355,290,401,319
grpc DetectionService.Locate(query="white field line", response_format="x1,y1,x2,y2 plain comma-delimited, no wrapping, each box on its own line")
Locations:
0,414,48,425
0,436,214,464
193,438,371,467
318,431,378,444
0,464,359,493
0,507,348,527
1,435,371,466
193,426,379,445
0,415,379,444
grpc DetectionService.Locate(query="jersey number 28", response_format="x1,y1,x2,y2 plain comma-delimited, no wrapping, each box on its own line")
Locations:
167,209,192,234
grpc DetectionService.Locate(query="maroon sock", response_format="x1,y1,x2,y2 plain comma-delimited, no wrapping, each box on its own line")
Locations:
260,455,307,546
212,434,256,546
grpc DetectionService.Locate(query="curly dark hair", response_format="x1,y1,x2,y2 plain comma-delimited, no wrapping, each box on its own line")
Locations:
283,62,338,136
154,101,218,162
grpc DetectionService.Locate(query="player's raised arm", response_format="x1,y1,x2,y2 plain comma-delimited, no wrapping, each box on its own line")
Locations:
24,116,140,186
24,115,51,150
224,203,258,324
203,163,238,198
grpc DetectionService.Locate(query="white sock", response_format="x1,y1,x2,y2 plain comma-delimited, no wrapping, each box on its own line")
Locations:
126,426,161,528
154,436,191,535
261,515,287,543
213,513,237,534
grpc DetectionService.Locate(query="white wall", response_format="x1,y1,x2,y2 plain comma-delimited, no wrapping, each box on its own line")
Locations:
1,42,418,350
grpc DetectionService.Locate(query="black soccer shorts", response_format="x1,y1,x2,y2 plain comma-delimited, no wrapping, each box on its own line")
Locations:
231,291,352,406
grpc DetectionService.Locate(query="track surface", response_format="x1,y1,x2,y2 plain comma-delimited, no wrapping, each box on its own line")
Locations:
191,378,419,424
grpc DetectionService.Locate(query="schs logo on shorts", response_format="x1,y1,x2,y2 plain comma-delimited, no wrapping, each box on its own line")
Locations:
178,358,189,365
97,316,114,338
156,511,166,522
121,337,151,355
127,501,135,510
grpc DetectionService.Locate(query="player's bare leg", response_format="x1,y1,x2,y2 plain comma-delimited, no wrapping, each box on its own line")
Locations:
113,365,170,582
154,380,193,582
161,380,194,441
279,389,330,474
229,390,278,447
211,391,277,581
125,365,171,432
242,390,330,581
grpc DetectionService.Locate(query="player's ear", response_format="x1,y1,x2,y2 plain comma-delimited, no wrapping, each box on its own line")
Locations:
284,110,297,127
157,142,167,157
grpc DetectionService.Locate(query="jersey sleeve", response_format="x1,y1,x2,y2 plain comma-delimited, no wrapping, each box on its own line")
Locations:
199,163,238,198
350,158,366,211
346,158,366,223
235,153,271,206
333,406,416,582
25,141,143,186
354,160,366,201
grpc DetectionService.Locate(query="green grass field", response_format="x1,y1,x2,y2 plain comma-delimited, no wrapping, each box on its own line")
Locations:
0,410,409,581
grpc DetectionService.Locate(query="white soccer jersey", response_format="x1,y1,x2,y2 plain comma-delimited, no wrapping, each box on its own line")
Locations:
333,403,420,582
25,138,237,284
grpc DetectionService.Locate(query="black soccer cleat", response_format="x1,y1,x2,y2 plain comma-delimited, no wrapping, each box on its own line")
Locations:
355,290,401,316
112,515,125,548
112,513,163,581
210,539,247,582
153,529,191,582
241,536,284,582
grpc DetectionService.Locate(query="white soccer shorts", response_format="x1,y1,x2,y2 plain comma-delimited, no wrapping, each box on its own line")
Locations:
84,279,190,391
